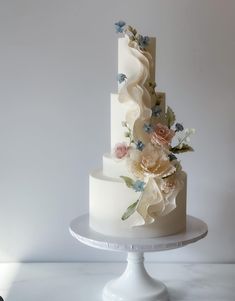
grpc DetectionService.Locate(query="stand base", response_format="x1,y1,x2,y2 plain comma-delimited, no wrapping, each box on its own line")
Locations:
70,215,208,300
102,252,169,301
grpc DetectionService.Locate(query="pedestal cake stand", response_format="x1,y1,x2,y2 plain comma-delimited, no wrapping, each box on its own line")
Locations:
69,214,208,301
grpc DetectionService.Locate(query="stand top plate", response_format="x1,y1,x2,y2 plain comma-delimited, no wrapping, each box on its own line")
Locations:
69,214,208,253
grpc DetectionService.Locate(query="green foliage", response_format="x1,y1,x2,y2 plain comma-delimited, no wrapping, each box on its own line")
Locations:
170,144,194,154
121,200,139,220
120,176,135,188
122,121,133,146
166,106,176,128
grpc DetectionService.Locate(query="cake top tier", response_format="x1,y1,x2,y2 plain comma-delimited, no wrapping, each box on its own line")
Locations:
118,35,156,89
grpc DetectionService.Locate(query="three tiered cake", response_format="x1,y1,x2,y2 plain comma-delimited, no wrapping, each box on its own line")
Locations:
89,22,195,238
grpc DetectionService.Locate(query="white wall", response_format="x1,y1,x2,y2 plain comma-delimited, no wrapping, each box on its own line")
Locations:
0,0,234,262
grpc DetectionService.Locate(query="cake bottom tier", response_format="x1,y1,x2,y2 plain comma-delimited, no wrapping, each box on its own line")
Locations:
89,170,187,238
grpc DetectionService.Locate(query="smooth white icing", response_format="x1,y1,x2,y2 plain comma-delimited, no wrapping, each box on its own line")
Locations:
103,153,132,178
110,93,129,149
89,170,187,238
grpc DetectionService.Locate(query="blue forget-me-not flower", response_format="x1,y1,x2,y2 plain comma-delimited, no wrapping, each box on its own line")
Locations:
143,123,153,133
117,73,127,84
115,21,126,33
138,35,150,49
136,140,145,151
133,180,145,192
175,123,184,132
152,105,162,117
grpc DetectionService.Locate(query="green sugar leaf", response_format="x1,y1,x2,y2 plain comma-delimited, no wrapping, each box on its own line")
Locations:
120,176,135,188
166,106,176,128
121,200,139,220
170,144,194,154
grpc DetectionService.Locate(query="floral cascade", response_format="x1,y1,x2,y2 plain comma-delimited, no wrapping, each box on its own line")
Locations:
113,21,195,226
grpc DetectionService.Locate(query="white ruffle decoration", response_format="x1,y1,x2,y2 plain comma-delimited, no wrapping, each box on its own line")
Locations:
118,35,153,144
131,172,185,227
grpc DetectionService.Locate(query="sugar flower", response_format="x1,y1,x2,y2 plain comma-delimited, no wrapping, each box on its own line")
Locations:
114,142,129,159
133,180,145,192
135,140,145,151
184,128,195,142
117,73,127,84
128,143,176,179
143,123,153,133
138,35,150,49
151,123,175,147
175,123,184,132
115,21,126,33
161,176,178,194
177,128,196,148
152,105,162,117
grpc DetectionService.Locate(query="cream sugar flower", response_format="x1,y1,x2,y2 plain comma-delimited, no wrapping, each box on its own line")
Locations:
128,143,176,180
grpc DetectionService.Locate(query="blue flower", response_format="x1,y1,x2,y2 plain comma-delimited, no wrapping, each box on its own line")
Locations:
152,105,162,117
168,153,177,161
175,123,184,132
138,35,150,48
143,123,153,133
115,21,126,33
117,73,127,84
133,180,145,192
135,140,145,151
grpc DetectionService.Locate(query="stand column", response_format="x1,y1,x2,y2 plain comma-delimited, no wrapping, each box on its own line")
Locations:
103,252,169,301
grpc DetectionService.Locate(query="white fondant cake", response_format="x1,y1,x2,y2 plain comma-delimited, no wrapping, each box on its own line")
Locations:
89,22,195,238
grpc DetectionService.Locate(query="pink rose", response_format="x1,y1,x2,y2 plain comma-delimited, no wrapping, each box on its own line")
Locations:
151,123,175,147
114,143,129,159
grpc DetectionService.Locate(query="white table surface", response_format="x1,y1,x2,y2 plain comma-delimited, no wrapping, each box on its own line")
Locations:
0,263,234,301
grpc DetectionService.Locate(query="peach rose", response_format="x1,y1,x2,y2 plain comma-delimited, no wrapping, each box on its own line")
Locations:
114,142,129,159
151,123,175,147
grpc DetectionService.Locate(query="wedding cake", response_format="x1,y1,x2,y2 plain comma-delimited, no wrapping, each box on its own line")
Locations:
89,22,195,238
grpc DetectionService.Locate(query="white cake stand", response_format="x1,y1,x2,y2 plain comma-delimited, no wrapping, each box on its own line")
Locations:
69,214,208,301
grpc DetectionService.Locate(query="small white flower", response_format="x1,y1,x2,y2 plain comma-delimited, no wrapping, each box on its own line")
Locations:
185,128,196,135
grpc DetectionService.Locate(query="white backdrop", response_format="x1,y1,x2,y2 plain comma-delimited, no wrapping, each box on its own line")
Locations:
0,0,235,262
